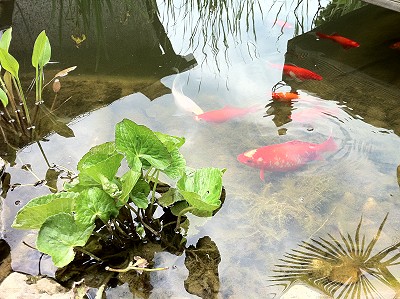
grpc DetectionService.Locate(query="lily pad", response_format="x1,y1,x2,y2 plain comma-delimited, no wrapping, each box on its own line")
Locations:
37,213,94,267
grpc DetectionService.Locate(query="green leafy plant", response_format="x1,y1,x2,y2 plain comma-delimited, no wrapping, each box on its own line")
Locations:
0,27,76,151
12,119,225,268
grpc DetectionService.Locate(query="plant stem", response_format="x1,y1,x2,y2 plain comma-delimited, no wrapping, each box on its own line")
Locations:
13,77,31,126
176,207,195,231
74,247,102,262
36,141,51,168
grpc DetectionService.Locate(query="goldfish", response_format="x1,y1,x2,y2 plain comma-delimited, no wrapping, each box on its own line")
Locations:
172,76,204,115
283,64,323,81
389,41,400,50
194,105,262,123
274,20,293,29
316,32,359,49
237,136,337,180
271,92,299,101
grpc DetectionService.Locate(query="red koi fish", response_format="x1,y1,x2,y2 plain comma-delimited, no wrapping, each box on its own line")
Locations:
275,20,293,29
316,32,360,49
283,64,323,81
272,92,299,101
389,41,400,50
237,136,337,180
194,105,262,123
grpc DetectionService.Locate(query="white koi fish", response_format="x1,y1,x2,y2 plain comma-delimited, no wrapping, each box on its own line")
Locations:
172,75,204,115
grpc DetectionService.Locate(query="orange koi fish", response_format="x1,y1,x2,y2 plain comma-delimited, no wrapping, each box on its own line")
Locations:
237,136,337,180
194,105,262,123
316,32,360,49
283,64,323,81
272,92,299,101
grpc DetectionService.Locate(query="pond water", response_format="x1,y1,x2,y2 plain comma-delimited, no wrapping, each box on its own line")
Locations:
1,0,400,298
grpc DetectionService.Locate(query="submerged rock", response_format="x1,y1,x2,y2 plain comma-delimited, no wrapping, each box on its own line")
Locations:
0,272,71,299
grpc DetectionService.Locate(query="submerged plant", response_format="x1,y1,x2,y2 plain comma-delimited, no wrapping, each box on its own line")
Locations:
0,27,76,152
270,213,400,298
12,119,225,269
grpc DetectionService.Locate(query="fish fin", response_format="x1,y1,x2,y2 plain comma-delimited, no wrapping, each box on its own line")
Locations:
260,169,265,181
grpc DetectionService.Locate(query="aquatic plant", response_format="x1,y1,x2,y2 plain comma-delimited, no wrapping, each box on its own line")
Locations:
0,28,76,151
270,213,400,298
12,119,225,269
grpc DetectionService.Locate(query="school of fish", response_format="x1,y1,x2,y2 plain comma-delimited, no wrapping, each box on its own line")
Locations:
169,25,367,180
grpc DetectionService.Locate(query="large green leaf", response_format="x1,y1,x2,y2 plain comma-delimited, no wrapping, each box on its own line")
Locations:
37,213,94,267
154,132,186,179
32,30,51,68
0,28,12,51
77,142,123,185
75,187,119,226
0,87,8,107
0,48,19,78
117,169,141,207
115,119,171,172
12,192,78,229
177,168,225,213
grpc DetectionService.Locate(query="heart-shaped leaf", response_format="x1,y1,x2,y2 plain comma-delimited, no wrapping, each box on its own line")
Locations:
37,213,94,267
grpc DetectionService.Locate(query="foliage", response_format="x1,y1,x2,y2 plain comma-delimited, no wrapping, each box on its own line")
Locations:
0,27,76,151
13,119,225,268
314,0,365,27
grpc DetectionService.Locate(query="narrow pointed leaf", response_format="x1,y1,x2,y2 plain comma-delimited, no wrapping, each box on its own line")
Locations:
0,28,12,51
0,48,19,78
0,87,8,107
32,30,51,68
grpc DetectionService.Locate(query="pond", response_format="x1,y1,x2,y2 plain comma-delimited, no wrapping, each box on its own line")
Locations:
1,0,400,298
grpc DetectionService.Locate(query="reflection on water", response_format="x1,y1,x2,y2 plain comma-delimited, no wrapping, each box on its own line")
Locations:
1,0,400,298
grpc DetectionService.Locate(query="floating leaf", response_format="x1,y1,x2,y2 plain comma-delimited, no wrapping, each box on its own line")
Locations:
77,142,123,185
12,192,78,229
177,168,224,214
75,187,119,226
32,30,51,68
0,28,12,51
37,213,94,267
0,87,8,107
0,48,19,78
115,119,171,172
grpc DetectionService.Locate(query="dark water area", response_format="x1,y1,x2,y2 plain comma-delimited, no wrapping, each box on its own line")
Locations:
1,0,400,298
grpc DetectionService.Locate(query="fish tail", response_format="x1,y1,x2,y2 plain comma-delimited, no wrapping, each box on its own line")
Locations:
320,136,337,152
